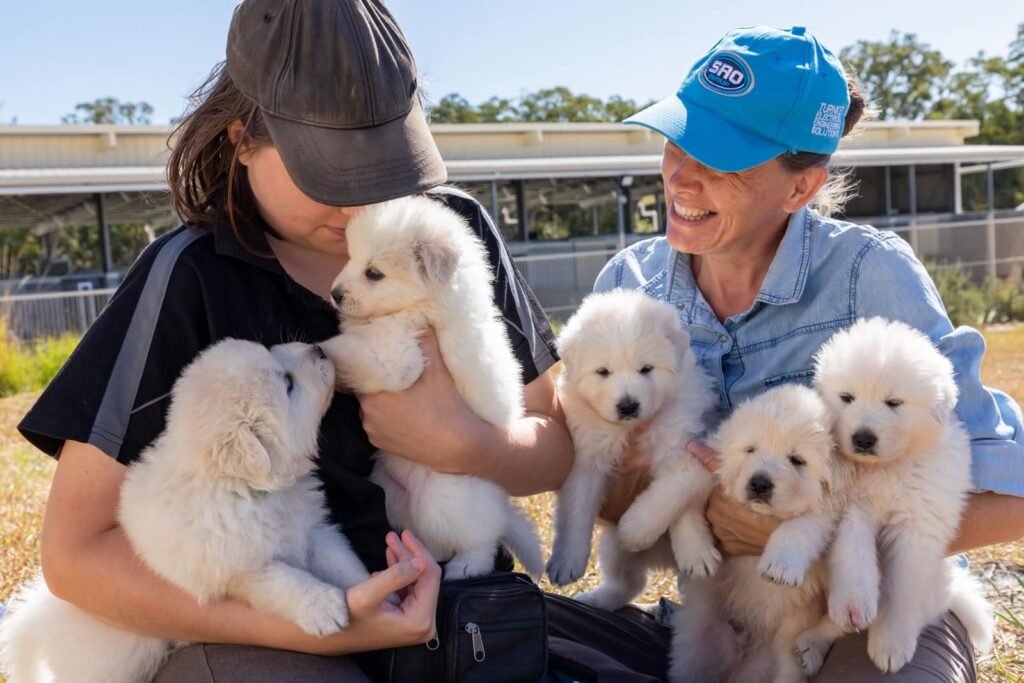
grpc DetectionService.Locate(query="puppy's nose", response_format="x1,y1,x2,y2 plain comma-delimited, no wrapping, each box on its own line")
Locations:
330,287,344,306
747,473,774,501
851,429,878,453
616,397,640,420
312,344,327,360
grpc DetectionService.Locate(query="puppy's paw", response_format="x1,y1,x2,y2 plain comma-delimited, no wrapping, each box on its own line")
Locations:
827,589,877,633
296,585,350,636
675,542,721,579
545,548,589,586
794,633,829,677
757,551,807,587
616,511,662,552
444,557,492,581
867,622,917,674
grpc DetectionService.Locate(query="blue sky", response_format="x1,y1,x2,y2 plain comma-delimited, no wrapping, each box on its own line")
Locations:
0,1,1019,124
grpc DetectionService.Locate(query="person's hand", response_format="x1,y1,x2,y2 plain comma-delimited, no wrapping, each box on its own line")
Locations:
311,530,441,654
597,423,653,524
686,441,779,558
356,328,484,473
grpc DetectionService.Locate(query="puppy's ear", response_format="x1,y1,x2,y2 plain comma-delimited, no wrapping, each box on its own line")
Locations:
415,239,459,285
211,420,273,485
930,373,959,425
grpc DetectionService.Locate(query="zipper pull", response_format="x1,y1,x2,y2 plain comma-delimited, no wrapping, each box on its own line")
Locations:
465,622,486,662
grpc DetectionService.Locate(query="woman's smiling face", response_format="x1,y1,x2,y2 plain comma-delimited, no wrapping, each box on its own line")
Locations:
660,141,816,257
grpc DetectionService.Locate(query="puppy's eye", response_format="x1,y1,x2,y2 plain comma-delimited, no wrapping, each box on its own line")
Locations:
284,372,294,394
789,455,806,467
745,446,756,454
885,398,903,409
596,367,611,377
839,393,854,404
365,267,385,281
639,364,653,375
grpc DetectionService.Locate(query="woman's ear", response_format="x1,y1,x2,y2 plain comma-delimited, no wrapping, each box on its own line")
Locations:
227,120,255,165
782,165,828,213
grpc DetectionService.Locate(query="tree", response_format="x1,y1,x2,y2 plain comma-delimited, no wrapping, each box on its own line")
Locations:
841,31,954,120
61,97,154,125
425,87,653,124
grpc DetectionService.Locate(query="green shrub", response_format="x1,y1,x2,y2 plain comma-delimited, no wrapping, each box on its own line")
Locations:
0,315,80,397
926,261,1024,327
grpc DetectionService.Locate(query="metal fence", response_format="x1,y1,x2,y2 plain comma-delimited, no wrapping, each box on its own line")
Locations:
2,213,1023,340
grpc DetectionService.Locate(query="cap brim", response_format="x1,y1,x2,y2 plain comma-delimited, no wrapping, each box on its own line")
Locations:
624,95,786,173
263,98,447,207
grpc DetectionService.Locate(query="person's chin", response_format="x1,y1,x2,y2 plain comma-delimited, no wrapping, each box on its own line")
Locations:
666,212,718,254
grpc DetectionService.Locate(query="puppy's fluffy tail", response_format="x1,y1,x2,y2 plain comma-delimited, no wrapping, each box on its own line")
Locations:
503,506,544,580
948,560,994,654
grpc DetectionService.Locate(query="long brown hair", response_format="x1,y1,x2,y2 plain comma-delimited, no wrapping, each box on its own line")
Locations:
167,62,272,247
777,72,871,216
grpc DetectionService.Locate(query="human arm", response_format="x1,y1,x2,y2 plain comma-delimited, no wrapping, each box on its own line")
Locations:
40,440,442,655
356,330,572,496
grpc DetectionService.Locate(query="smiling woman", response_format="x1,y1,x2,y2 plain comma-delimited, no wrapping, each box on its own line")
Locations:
595,24,1024,682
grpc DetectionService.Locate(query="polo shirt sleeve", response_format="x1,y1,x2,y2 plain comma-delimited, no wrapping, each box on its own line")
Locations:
428,189,559,385
856,234,1024,497
18,227,212,466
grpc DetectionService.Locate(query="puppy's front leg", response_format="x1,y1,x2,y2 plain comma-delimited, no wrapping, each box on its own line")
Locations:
794,615,845,677
307,521,371,590
866,530,946,673
827,502,880,633
617,462,712,553
321,321,423,394
229,560,351,636
545,464,609,586
758,509,834,587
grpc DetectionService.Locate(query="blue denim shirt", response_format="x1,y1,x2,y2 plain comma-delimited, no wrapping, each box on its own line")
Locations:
594,207,1024,496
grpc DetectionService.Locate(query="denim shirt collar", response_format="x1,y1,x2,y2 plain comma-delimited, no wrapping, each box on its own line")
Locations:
754,207,813,307
666,207,813,331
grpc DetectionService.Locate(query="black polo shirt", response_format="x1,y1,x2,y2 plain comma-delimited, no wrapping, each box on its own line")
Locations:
18,187,558,572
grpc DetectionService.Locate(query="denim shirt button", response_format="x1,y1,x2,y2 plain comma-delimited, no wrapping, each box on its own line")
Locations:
718,334,730,343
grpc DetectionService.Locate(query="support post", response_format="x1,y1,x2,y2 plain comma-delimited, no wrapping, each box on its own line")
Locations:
987,164,997,279
515,179,528,242
908,165,919,253
94,193,113,276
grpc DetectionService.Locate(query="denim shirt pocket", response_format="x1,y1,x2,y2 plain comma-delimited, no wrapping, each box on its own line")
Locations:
762,368,816,389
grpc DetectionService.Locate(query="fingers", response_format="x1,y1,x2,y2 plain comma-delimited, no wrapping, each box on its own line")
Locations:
346,557,424,615
687,441,721,472
416,327,443,368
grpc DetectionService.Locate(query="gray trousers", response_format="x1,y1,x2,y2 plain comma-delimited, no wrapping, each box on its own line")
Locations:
152,611,975,682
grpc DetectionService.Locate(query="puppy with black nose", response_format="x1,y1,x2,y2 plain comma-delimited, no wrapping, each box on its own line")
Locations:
670,384,849,683
814,317,992,674
547,289,718,611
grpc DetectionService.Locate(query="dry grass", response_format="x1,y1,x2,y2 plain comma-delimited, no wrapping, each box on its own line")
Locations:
1,325,1023,680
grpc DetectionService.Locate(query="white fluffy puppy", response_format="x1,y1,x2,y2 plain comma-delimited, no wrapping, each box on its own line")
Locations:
670,384,847,683
320,196,543,580
0,339,369,683
546,289,717,610
814,317,993,673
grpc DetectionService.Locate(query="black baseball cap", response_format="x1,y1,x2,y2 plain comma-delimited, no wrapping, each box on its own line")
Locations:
226,0,447,206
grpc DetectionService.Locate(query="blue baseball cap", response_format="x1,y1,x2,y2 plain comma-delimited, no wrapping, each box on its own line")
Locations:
625,26,850,172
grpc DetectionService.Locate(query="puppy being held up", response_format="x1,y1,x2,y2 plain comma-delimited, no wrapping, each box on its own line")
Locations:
670,384,849,683
321,196,543,580
814,317,993,673
547,289,717,610
0,340,368,683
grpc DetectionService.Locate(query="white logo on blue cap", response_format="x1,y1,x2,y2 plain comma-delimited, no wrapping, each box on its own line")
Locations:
698,52,755,96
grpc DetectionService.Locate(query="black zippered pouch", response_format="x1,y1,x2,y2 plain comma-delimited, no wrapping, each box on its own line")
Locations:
385,572,547,683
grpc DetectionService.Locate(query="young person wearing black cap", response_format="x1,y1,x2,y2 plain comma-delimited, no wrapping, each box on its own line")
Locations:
16,1,586,680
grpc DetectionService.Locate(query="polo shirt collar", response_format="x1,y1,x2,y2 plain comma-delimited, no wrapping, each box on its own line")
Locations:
212,214,287,277
753,207,812,307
